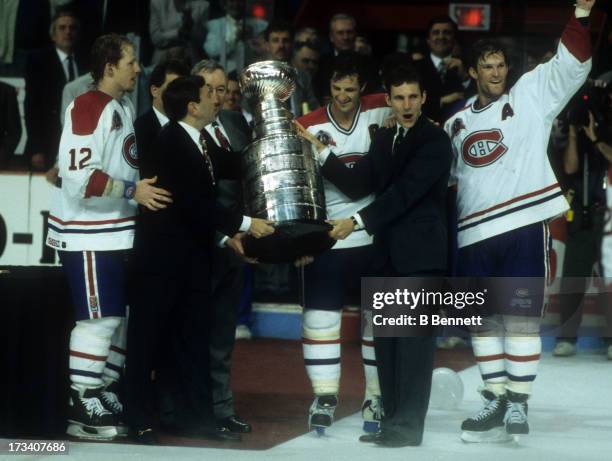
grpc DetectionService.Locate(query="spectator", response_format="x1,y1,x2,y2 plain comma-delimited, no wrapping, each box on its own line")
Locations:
295,27,320,47
263,20,319,117
149,0,210,66
314,13,357,102
292,40,321,78
203,0,267,73
415,15,468,124
24,10,84,171
0,81,22,169
223,70,252,124
355,35,372,57
554,85,612,357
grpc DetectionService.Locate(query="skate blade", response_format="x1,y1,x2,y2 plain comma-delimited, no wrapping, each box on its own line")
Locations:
115,424,129,437
67,422,118,441
362,421,380,434
461,428,513,443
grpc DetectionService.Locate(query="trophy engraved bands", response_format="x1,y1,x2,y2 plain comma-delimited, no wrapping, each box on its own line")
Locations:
240,61,333,263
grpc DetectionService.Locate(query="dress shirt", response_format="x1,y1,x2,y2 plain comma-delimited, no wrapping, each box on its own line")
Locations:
153,106,169,127
55,47,78,81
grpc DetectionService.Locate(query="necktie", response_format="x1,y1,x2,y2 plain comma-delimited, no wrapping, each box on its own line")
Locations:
212,122,231,150
199,130,216,185
437,59,447,83
67,55,75,82
393,127,405,156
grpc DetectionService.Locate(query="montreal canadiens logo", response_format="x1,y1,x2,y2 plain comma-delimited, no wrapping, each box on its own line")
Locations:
122,133,138,168
461,129,508,167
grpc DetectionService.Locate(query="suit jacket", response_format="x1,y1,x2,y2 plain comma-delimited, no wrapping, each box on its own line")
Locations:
416,56,466,124
135,121,243,271
215,109,251,212
24,47,84,166
290,69,320,117
321,116,452,274
0,81,22,167
134,108,163,180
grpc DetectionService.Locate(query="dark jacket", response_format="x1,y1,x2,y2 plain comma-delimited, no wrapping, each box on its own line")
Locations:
0,82,22,168
321,116,453,274
134,108,162,180
134,121,243,271
24,47,85,167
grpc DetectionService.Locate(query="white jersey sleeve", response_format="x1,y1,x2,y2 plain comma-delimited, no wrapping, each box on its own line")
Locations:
511,15,592,124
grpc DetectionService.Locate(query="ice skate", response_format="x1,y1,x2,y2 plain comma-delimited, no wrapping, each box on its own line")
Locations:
361,396,383,433
461,389,512,443
66,385,118,440
309,395,338,436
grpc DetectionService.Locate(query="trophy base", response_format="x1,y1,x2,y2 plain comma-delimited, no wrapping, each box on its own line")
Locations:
243,220,335,264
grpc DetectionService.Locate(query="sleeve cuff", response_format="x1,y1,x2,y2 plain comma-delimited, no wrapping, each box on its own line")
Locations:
353,213,365,230
218,235,229,247
318,146,332,165
575,7,590,18
240,215,252,232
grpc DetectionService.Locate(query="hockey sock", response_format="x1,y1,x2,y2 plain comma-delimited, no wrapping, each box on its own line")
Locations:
471,335,506,396
103,317,127,384
504,336,541,395
69,317,121,388
361,310,380,398
302,309,342,395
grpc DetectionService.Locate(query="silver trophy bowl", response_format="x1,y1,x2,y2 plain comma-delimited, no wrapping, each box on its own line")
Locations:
240,61,333,263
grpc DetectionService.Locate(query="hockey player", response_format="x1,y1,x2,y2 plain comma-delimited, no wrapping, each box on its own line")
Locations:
297,52,391,435
443,0,595,442
46,34,172,440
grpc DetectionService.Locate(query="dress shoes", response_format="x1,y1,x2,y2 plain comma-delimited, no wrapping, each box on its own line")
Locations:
359,431,421,447
217,415,252,434
161,423,241,442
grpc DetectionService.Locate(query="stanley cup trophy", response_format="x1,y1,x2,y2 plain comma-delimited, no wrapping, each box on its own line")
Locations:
240,61,334,263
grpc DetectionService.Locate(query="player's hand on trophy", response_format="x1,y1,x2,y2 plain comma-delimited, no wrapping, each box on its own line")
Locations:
576,0,595,12
327,218,355,240
226,232,258,264
135,176,173,211
294,255,314,267
293,121,326,153
248,218,275,238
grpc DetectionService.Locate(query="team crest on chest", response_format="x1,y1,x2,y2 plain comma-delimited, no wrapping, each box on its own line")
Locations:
111,110,123,131
315,130,337,147
461,129,508,167
122,133,138,168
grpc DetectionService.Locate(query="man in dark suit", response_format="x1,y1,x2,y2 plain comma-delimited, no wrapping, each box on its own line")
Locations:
416,16,468,124
297,64,452,447
0,81,22,169
126,75,273,444
134,60,190,179
24,10,84,171
192,59,254,434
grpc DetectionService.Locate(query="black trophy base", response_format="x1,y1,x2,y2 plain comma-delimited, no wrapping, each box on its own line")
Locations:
243,220,334,263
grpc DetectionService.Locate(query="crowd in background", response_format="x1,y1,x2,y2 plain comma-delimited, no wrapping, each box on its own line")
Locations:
0,0,611,350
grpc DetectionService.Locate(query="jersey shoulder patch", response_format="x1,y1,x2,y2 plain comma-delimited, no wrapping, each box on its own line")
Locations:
71,91,114,136
297,106,329,129
361,93,388,112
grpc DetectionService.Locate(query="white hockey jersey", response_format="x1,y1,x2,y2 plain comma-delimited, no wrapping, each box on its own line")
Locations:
46,90,139,252
298,93,391,249
602,166,612,278
444,15,592,248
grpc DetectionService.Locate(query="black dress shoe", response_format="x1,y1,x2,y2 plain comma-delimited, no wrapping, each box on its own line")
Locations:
359,431,421,447
217,415,252,434
201,426,242,442
132,427,159,445
374,432,421,447
359,432,381,443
